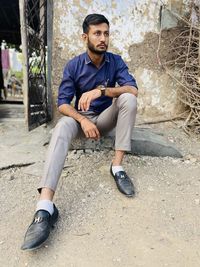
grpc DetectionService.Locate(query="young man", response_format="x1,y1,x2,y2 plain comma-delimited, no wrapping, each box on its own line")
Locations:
21,13,138,251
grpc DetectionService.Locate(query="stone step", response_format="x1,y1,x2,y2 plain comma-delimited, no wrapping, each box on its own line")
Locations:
71,127,182,158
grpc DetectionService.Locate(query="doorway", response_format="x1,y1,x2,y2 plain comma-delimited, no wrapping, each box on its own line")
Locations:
0,0,24,120
0,0,53,129
21,0,53,130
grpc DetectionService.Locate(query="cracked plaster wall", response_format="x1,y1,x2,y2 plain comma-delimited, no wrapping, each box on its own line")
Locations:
52,0,186,119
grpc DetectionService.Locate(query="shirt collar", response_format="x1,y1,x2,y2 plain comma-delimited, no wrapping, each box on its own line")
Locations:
85,52,110,65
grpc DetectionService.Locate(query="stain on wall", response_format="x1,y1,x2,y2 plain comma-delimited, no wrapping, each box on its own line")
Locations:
52,0,185,119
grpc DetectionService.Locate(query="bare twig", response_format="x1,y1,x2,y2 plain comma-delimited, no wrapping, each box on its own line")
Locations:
137,114,187,125
158,0,200,133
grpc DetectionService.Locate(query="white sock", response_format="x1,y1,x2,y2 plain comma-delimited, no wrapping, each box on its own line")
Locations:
36,200,54,215
112,165,124,175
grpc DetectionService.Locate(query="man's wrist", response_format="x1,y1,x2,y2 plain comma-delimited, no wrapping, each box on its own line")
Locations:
95,88,102,97
78,116,87,124
97,85,106,96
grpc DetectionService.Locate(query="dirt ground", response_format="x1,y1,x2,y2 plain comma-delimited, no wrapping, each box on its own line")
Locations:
0,119,200,267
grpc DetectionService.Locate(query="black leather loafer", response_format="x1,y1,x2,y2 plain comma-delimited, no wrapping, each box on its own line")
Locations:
110,166,135,197
21,204,59,251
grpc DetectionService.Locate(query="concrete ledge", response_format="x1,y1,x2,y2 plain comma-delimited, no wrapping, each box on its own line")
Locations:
71,127,183,158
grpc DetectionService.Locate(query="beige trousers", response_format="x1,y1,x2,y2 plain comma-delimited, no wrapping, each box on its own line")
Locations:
38,93,137,192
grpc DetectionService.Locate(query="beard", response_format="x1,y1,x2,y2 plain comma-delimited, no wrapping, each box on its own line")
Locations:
87,38,108,55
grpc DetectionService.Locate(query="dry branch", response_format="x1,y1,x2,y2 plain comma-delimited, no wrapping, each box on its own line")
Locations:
158,1,200,133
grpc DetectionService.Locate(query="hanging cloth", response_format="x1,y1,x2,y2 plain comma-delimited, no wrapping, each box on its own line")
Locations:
1,49,10,70
0,47,4,89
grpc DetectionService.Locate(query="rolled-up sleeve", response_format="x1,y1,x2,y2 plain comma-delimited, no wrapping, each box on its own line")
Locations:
57,61,76,107
115,56,138,89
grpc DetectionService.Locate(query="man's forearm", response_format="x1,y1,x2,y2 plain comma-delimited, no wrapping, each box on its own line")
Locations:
58,103,100,139
58,104,86,123
104,86,138,98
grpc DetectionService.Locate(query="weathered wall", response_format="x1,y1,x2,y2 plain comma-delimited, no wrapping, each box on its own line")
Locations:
52,0,186,120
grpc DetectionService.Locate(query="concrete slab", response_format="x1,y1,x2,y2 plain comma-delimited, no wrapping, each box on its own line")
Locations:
71,128,183,158
131,128,183,158
0,122,182,171
0,121,49,169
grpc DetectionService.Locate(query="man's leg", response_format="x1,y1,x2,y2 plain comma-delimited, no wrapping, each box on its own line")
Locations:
21,116,81,250
112,150,125,166
96,93,137,196
38,117,81,192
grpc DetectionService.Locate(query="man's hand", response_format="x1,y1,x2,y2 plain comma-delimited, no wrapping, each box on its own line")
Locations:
80,117,100,140
78,89,101,111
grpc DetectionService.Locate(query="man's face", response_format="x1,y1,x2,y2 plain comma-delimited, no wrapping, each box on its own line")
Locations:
83,23,109,55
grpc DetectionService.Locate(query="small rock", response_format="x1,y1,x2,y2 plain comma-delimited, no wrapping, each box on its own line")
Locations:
99,183,104,189
113,258,121,262
148,186,154,192
105,188,111,194
190,158,197,163
85,149,93,154
168,137,174,143
9,175,15,181
195,199,200,205
185,154,193,160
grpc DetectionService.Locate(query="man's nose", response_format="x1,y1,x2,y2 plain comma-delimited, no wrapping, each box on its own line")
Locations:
100,34,106,42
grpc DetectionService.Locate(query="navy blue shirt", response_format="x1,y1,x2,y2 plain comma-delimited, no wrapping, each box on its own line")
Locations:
58,52,138,114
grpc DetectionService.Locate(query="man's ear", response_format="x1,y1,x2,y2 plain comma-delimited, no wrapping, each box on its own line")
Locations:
82,33,88,43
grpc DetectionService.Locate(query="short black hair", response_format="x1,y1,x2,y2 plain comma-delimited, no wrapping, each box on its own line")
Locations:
82,14,109,33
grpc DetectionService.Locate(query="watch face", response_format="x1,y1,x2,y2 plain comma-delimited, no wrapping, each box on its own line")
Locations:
97,85,106,96
101,88,106,96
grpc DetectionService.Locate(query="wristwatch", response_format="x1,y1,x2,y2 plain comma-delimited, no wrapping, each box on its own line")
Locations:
98,85,106,96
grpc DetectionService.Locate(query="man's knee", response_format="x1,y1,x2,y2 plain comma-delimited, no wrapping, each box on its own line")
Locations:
54,116,78,137
56,116,76,128
117,93,137,111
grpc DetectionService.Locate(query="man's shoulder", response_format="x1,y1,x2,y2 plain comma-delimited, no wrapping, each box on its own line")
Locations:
106,52,123,61
67,52,86,66
64,52,86,74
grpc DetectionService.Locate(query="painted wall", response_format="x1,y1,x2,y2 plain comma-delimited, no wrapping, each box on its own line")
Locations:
52,0,186,119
